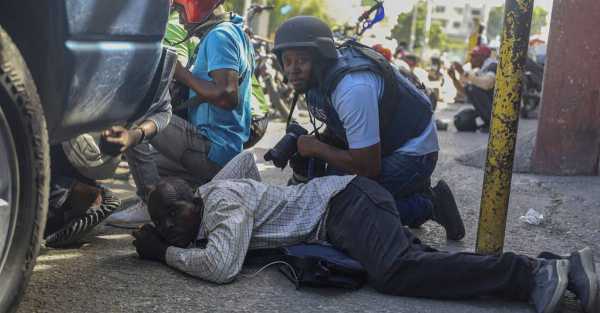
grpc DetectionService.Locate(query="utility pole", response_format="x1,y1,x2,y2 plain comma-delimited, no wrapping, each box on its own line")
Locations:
476,0,534,255
243,0,252,17
424,0,432,47
409,2,418,50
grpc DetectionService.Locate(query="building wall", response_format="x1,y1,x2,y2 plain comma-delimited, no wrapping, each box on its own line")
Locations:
429,0,489,41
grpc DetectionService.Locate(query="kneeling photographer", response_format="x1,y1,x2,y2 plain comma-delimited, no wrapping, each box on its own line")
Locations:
265,16,465,240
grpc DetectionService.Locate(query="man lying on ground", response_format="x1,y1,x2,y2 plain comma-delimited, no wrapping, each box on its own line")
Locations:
132,152,599,313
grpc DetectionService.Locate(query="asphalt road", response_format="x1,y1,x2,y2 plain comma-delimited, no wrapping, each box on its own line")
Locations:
17,103,600,313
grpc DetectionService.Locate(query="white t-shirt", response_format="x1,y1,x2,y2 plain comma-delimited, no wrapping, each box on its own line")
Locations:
330,71,439,156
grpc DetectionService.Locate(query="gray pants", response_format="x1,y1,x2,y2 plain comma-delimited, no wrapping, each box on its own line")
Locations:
125,115,222,200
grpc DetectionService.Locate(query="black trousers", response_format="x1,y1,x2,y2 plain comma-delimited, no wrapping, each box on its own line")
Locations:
326,177,536,300
465,84,494,126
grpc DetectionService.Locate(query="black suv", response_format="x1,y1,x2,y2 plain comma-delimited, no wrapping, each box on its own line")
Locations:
0,1,175,311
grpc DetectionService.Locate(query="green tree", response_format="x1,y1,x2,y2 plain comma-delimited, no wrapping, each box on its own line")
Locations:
224,0,332,37
267,0,333,36
486,6,504,40
361,0,378,6
530,6,548,35
428,21,446,49
390,0,427,49
223,0,245,14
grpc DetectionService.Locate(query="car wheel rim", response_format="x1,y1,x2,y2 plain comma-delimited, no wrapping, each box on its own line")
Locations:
0,108,18,273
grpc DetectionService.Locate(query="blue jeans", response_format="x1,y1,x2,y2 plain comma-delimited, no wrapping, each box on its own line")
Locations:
377,152,437,227
326,151,437,227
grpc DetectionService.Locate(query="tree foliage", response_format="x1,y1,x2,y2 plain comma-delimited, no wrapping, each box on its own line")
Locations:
222,0,245,14
267,0,333,36
223,0,332,37
428,21,446,49
390,0,427,49
485,5,549,39
530,6,548,35
486,6,504,41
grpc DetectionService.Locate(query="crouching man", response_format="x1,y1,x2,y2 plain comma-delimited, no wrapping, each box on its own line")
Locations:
448,45,497,131
271,17,463,240
133,152,599,313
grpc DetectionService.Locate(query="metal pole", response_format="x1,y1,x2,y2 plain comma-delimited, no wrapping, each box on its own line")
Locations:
242,0,252,18
409,3,418,50
475,0,533,255
424,0,432,46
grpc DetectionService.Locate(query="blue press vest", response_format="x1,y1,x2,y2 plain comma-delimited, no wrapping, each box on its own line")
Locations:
306,46,433,156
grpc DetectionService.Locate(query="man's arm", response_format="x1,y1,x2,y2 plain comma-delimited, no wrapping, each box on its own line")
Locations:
140,89,173,136
466,72,496,90
174,28,241,111
448,65,466,95
165,202,254,284
102,90,173,152
175,65,239,110
212,151,262,181
298,76,382,178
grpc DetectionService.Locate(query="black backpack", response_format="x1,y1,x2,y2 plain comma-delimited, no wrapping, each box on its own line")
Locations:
245,243,367,290
454,108,479,132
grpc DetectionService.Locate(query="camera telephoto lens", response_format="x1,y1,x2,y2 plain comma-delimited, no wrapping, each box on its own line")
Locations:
264,122,308,169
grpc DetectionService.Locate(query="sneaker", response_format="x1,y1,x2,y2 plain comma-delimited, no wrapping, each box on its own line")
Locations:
105,199,150,226
431,180,465,241
538,247,598,313
531,259,570,313
46,187,121,248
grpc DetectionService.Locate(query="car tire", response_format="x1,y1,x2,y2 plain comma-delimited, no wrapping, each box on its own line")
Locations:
0,26,50,313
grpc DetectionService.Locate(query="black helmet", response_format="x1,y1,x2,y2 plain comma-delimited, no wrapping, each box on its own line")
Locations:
273,16,337,61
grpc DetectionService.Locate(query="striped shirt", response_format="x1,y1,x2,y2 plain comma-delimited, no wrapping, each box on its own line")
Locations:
165,152,355,283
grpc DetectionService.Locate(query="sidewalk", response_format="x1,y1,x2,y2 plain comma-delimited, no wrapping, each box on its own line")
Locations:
18,106,599,313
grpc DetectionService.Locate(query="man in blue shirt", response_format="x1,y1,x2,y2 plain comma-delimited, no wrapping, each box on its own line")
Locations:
272,16,465,240
173,0,253,167
106,0,253,225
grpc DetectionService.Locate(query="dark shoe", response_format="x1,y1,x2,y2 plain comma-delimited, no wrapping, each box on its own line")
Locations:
46,188,121,248
431,180,465,241
569,248,599,313
538,248,598,313
531,259,570,313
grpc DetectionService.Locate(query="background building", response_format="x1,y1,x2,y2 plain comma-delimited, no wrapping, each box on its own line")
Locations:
429,0,490,41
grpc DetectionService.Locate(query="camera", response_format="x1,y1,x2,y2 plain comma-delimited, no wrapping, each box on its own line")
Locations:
264,122,308,169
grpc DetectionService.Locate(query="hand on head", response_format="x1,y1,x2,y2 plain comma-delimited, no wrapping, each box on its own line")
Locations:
132,224,169,262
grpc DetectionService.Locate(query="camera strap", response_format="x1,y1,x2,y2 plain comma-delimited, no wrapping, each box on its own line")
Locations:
286,92,300,129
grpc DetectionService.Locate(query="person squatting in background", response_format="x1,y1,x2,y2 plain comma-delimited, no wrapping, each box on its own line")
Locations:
448,45,497,132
